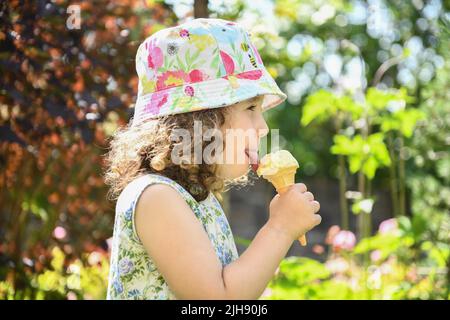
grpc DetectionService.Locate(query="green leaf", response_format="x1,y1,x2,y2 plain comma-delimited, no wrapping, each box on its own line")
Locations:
366,87,394,110
363,156,377,179
210,53,219,69
398,216,412,232
50,247,65,273
349,155,362,173
399,109,426,137
185,48,192,69
429,244,449,267
330,134,354,155
279,256,331,285
176,54,187,72
301,89,336,126
331,133,390,179
411,214,428,238
336,95,364,119
353,233,399,254
190,48,201,64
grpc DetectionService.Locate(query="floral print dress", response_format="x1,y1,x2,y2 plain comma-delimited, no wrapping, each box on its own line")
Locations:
106,173,239,299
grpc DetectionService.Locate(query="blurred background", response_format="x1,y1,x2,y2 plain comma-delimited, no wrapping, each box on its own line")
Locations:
0,0,448,300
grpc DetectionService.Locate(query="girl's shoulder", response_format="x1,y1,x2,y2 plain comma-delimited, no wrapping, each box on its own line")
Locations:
123,173,188,194
117,173,197,210
115,173,201,229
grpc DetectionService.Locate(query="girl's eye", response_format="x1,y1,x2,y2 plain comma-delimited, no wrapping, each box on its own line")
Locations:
247,105,256,111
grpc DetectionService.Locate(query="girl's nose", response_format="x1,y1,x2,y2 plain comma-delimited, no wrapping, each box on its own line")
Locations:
257,114,269,139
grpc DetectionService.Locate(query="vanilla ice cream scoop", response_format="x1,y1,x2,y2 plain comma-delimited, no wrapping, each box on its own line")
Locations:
256,150,299,177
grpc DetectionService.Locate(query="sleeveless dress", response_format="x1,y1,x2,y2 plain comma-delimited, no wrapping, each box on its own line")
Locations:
106,173,239,299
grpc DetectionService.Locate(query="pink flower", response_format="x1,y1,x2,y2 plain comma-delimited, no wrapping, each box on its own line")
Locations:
378,218,398,234
325,257,350,274
370,249,382,262
184,85,194,97
67,291,77,300
144,91,168,116
332,230,356,252
88,251,103,266
145,39,163,70
53,226,67,240
312,244,325,255
406,267,418,282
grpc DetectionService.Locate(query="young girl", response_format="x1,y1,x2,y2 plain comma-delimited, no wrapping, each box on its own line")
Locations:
103,18,321,300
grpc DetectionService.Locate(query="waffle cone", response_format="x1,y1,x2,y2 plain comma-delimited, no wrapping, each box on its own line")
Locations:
263,167,297,193
262,166,308,246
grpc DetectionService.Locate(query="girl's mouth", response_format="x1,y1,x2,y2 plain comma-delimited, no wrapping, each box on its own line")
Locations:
245,149,259,172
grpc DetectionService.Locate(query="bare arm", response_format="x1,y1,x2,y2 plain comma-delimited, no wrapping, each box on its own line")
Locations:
221,222,293,299
135,183,320,299
135,184,294,300
222,184,322,299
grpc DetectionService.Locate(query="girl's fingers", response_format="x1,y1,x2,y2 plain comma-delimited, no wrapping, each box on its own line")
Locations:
291,183,307,193
311,200,320,213
314,214,322,226
304,191,314,201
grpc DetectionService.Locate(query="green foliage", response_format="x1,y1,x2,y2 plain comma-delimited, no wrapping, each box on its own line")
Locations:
331,133,391,179
365,87,414,112
301,86,422,181
279,257,332,284
1,0,448,300
0,0,177,300
263,216,449,300
0,247,109,300
403,36,450,289
379,109,426,138
301,89,363,126
365,87,426,138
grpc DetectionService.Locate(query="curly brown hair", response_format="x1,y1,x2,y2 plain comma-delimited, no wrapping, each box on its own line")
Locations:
103,104,251,203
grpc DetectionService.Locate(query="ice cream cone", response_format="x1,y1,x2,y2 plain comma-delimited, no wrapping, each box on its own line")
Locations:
264,167,297,193
255,150,308,246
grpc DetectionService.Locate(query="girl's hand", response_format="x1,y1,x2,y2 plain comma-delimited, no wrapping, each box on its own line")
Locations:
267,183,321,241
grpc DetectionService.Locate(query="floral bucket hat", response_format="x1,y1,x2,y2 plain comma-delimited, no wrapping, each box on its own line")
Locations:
131,17,287,127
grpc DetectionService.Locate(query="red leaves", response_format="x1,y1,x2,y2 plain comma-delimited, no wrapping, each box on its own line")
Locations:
0,0,178,297
72,72,85,93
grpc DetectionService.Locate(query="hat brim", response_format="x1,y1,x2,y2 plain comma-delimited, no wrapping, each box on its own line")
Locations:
132,67,287,126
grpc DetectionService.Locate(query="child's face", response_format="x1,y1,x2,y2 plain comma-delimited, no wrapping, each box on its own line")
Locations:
216,96,269,180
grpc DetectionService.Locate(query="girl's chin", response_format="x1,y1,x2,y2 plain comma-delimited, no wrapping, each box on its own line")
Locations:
216,163,250,180
235,164,251,177
236,163,252,177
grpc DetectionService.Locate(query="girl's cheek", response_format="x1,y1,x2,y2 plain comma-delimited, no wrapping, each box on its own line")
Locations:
225,107,251,129
232,113,252,131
